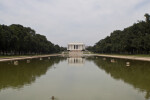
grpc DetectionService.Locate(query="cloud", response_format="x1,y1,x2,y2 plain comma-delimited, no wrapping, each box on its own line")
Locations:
0,0,150,46
134,0,150,10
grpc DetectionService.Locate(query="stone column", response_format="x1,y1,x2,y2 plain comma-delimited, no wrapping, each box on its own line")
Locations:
79,45,81,50
68,45,70,50
72,45,73,50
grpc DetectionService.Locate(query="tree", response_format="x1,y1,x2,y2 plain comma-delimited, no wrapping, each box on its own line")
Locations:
0,24,64,55
89,13,150,54
144,13,150,23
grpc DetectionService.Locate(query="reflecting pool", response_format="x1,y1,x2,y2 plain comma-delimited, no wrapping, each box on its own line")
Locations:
0,56,150,100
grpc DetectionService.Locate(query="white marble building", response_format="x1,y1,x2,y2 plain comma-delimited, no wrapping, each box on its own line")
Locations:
67,43,85,51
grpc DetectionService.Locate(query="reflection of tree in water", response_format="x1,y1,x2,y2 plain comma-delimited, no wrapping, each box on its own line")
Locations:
87,57,150,99
0,57,66,90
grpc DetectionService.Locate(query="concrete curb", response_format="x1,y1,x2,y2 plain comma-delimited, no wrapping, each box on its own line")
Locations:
0,54,62,62
96,54,150,62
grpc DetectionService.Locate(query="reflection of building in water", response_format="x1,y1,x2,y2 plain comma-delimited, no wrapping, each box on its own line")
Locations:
68,57,85,65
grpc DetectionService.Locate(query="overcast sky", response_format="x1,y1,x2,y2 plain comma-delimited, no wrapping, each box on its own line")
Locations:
0,0,150,47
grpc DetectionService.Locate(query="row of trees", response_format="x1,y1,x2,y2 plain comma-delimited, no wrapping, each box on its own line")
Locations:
87,13,150,54
0,24,66,55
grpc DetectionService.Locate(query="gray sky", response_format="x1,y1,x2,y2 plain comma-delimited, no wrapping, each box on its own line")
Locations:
0,0,150,47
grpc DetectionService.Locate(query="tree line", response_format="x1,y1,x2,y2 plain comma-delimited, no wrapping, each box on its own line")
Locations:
0,24,66,55
87,13,150,54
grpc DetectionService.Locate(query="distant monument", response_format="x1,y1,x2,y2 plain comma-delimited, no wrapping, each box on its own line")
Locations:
67,43,85,56
67,43,85,51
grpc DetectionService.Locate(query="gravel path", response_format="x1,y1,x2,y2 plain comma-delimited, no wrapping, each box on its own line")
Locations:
0,54,61,62
96,54,150,61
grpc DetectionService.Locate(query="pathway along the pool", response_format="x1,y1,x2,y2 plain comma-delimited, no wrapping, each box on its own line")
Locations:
0,54,61,62
95,54,150,62
0,54,150,62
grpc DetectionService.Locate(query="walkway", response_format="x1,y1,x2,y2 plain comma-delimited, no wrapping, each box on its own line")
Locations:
96,54,150,62
0,54,61,62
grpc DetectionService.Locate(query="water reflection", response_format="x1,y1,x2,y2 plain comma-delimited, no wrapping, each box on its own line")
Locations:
1,56,150,100
0,57,66,90
67,57,85,65
88,57,150,99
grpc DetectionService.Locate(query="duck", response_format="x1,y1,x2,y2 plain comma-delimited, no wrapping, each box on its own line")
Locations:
51,96,54,100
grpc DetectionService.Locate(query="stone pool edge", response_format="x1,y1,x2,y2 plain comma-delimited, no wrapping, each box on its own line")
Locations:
0,54,62,62
95,54,150,62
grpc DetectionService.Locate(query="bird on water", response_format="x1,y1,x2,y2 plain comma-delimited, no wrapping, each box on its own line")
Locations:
51,96,54,100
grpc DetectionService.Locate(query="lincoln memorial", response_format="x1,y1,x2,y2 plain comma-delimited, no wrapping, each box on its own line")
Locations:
67,43,85,51
67,43,85,56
